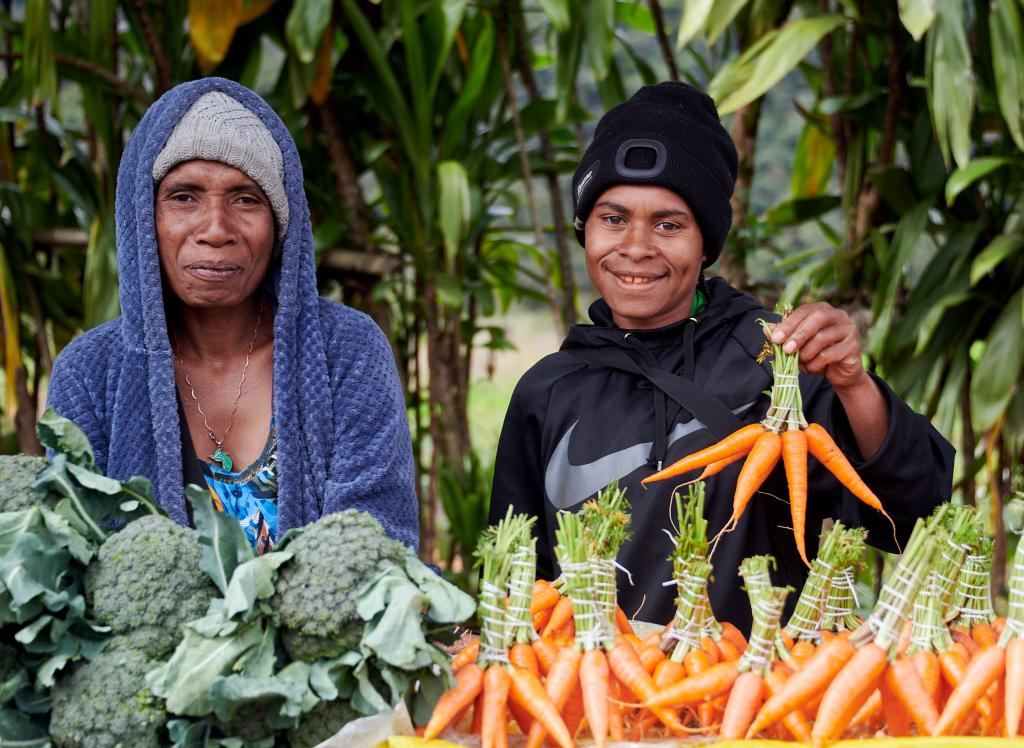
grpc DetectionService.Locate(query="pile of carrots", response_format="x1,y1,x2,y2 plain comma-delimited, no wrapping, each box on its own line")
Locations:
641,314,897,566
422,494,1024,746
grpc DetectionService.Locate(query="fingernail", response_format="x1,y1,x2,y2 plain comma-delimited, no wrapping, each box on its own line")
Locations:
771,331,784,343
783,341,797,353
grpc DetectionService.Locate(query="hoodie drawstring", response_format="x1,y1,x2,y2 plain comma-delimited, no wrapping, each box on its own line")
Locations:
625,318,697,471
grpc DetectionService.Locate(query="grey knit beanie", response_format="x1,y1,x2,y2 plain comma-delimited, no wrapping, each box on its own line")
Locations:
152,91,289,239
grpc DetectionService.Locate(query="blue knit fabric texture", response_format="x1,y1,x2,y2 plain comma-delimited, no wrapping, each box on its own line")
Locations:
46,78,419,549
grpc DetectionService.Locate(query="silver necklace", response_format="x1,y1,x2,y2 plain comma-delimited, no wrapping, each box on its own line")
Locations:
174,301,263,471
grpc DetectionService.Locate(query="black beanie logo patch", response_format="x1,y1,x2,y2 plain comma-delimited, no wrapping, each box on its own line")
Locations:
576,160,600,201
615,139,667,179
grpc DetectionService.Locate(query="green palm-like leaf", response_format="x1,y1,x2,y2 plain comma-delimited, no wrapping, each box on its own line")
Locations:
926,3,974,169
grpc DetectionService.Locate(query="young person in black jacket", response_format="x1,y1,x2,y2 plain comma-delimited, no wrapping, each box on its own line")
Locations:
489,81,954,634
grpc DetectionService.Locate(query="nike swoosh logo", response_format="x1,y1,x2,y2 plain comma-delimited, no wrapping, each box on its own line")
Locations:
543,401,757,510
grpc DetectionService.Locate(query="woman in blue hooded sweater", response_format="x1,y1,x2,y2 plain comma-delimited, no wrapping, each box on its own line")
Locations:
46,78,419,552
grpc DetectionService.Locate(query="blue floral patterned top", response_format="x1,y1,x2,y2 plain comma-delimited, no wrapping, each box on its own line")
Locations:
200,427,278,554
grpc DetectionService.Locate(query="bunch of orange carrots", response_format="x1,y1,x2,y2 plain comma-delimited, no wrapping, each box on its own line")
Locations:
422,496,1024,745
641,313,897,566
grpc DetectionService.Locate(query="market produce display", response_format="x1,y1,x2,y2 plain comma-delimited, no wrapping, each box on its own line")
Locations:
425,492,1024,746
0,410,475,747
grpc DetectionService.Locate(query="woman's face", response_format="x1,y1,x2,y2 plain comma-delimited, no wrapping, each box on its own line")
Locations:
584,184,705,330
155,160,275,310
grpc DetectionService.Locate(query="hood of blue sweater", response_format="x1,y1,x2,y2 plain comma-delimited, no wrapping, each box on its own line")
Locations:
115,77,314,355
114,78,327,527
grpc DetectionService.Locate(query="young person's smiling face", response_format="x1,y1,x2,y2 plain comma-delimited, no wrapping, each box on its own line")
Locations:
583,184,705,330
155,159,275,310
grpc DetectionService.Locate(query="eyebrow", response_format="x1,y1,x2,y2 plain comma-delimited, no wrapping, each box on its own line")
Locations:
594,201,692,220
159,180,263,195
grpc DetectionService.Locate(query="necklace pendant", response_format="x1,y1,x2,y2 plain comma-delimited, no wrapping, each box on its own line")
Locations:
210,447,233,472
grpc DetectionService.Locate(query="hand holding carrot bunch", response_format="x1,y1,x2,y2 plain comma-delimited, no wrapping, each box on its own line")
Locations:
642,307,897,566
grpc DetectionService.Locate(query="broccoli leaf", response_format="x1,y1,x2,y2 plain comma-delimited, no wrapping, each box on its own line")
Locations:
223,551,293,620
36,407,94,469
403,553,475,623
148,618,266,716
188,485,252,596
0,708,49,747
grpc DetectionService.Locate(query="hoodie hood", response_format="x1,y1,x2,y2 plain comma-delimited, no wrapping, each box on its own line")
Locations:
113,78,328,528
115,77,314,354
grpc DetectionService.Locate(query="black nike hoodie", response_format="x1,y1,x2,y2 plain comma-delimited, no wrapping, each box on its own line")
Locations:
490,277,954,634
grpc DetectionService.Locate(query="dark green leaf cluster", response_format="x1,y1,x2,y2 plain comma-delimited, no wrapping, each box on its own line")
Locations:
85,514,219,658
0,455,47,513
49,636,167,748
270,510,407,661
285,697,361,748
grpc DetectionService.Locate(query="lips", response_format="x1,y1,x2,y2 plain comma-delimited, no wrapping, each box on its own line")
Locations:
185,262,241,282
607,268,666,288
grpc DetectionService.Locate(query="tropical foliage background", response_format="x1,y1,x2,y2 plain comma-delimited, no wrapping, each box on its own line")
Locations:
1,0,1022,596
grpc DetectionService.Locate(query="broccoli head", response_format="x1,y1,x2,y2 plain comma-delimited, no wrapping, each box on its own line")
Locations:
85,514,218,658
286,697,360,748
49,636,166,748
0,455,47,513
270,509,406,661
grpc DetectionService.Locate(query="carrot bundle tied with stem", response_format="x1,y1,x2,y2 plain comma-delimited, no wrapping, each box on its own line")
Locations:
644,309,898,565
720,556,790,740
810,518,936,747
949,538,997,630
819,527,868,634
998,527,1024,737
781,522,849,647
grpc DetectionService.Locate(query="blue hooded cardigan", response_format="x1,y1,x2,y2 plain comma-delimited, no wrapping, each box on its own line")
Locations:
46,78,419,549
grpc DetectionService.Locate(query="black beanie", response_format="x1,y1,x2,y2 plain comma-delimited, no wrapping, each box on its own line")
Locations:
571,81,738,266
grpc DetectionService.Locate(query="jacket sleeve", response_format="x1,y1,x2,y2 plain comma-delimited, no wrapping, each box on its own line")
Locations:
323,318,419,551
45,346,109,471
490,376,557,581
804,373,954,552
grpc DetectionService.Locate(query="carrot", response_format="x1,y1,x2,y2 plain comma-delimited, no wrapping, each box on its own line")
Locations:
510,642,538,674
700,635,721,665
687,449,750,486
530,580,561,615
532,605,554,633
641,423,766,485
885,655,939,735
790,639,816,665
638,644,666,674
452,638,480,672
639,630,662,650
683,648,711,678
423,662,484,740
764,667,812,742
878,667,910,737
471,689,484,734
804,423,897,543
720,621,748,652
934,643,1005,735
481,665,511,748
562,681,585,741
951,626,979,657
850,688,883,729
720,671,765,740
541,597,573,638
1005,636,1024,737
606,640,689,734
525,646,581,748
747,631,855,736
531,637,559,676
634,659,739,709
614,605,635,636
716,638,741,662
725,431,782,532
507,690,534,735
912,649,940,700
508,665,573,748
608,675,626,742
972,621,997,649
781,429,810,567
811,641,888,747
653,657,686,688
979,674,1004,736
579,649,610,748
